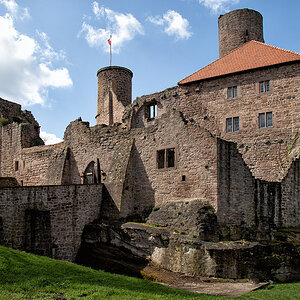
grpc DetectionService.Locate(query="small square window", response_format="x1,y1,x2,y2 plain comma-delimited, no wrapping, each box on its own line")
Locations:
226,117,239,132
227,86,237,99
259,80,270,93
259,112,272,128
156,148,176,169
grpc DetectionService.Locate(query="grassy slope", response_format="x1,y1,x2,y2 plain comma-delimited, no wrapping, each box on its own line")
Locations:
0,245,299,300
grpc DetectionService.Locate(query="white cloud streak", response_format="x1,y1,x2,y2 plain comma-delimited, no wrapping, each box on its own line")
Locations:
0,2,72,106
40,130,63,145
79,2,144,54
198,0,240,13
148,10,192,40
0,0,29,19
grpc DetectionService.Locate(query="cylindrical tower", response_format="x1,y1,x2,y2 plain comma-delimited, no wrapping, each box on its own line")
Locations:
218,8,264,58
96,66,133,125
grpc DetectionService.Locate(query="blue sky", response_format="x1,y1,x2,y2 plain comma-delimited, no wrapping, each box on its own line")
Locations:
0,0,299,144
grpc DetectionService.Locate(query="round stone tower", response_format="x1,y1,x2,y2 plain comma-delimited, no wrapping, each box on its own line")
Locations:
96,66,133,126
218,8,264,58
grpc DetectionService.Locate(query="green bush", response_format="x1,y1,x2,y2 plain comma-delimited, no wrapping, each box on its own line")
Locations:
0,118,9,127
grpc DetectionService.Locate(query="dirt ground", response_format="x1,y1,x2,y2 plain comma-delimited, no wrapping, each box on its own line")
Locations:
142,264,269,298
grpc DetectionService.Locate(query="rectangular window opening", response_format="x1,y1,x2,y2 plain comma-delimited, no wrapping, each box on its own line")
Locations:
167,148,175,168
148,103,157,119
266,112,272,127
15,161,19,171
226,118,233,132
259,112,272,128
157,148,176,169
157,150,165,169
233,117,239,131
227,86,237,99
259,80,270,93
226,117,239,132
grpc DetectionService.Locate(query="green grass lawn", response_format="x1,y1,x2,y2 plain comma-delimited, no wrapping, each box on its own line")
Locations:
0,245,299,300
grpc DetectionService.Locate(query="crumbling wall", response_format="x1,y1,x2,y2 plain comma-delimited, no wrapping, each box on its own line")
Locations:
123,86,179,129
217,139,256,227
0,184,102,261
131,110,219,213
281,158,300,227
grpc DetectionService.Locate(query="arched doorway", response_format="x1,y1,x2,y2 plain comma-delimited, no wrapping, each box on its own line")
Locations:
83,161,96,184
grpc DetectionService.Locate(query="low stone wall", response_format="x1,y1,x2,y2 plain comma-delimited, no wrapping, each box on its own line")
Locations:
0,184,102,261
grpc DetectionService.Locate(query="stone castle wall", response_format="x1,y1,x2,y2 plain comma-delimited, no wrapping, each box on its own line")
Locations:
0,184,102,261
123,86,179,129
177,63,300,181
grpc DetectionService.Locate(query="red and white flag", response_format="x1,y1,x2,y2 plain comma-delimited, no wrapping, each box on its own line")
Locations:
108,38,111,46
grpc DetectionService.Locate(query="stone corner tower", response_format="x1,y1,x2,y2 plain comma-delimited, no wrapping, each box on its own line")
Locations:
218,8,264,58
96,66,133,126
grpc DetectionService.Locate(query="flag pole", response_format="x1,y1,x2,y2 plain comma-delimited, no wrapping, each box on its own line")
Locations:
109,35,112,66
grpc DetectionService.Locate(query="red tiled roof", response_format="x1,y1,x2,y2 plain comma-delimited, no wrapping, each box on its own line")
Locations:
178,41,300,85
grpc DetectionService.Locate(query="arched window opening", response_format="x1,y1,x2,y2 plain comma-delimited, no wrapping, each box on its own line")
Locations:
83,161,96,184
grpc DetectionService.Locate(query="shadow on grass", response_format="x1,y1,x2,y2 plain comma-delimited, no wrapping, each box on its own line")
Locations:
0,246,218,299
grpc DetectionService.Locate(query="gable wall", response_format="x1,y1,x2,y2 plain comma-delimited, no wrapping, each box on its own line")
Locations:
177,63,300,181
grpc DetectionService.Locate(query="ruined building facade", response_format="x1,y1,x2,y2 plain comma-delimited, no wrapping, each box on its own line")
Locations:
0,9,299,276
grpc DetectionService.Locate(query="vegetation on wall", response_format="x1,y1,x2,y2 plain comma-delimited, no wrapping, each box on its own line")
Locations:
0,118,9,127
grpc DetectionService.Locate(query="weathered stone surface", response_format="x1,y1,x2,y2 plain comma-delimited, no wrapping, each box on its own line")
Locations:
0,8,299,283
78,220,300,282
146,199,218,240
218,9,264,57
0,184,102,261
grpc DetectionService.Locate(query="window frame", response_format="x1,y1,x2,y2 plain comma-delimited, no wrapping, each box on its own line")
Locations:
259,80,270,93
227,86,238,99
146,103,157,120
226,117,239,133
259,112,273,128
156,146,177,170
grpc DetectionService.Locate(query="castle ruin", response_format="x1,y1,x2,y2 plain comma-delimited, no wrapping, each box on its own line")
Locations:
0,9,299,281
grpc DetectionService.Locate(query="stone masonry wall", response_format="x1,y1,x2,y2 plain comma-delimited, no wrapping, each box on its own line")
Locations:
281,158,300,227
130,110,219,213
217,139,256,226
177,63,300,181
123,86,179,129
96,66,132,125
63,112,220,216
218,9,264,58
0,184,102,261
1,121,66,186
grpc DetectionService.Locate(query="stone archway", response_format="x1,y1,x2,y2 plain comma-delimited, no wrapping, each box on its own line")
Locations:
83,161,96,184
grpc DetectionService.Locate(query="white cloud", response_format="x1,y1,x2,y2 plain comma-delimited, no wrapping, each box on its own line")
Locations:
0,11,72,106
198,0,240,13
40,130,63,145
37,31,66,62
80,2,144,54
0,0,29,19
148,10,192,40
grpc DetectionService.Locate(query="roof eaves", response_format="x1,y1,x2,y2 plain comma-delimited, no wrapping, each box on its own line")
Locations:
178,59,300,86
